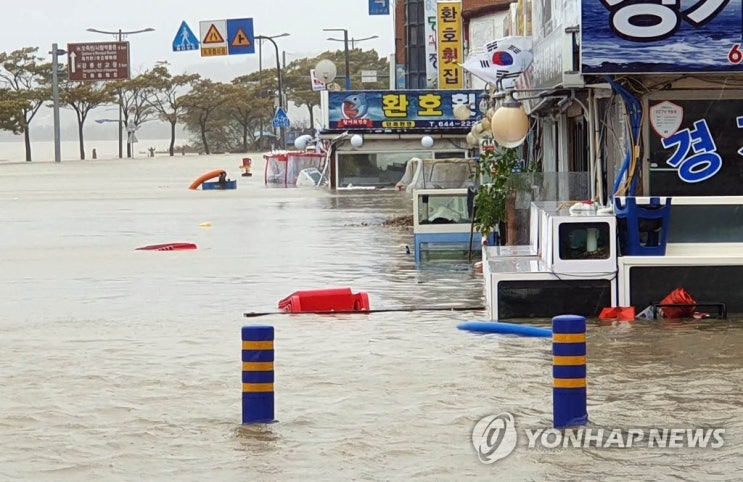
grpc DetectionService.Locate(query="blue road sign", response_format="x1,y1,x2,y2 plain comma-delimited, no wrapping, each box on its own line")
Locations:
272,107,291,128
369,0,390,15
173,21,199,52
226,18,255,55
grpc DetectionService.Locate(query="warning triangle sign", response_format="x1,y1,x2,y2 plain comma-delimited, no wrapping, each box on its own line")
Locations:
231,27,251,47
203,24,224,44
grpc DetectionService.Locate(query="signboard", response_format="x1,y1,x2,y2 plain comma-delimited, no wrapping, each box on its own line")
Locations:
200,18,255,56
648,98,743,195
361,70,377,83
67,41,130,81
272,107,291,128
582,0,741,73
226,18,255,55
424,0,438,87
200,20,227,56
326,89,483,133
436,0,464,89
369,0,390,15
173,21,199,52
310,69,327,91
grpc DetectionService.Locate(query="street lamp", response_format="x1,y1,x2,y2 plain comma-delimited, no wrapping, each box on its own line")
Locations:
256,33,290,149
326,35,378,50
86,27,154,159
323,28,351,90
49,43,67,163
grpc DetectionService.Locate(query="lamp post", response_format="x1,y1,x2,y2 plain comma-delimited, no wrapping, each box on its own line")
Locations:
323,28,351,90
326,35,379,50
86,27,154,159
49,43,67,163
256,33,290,149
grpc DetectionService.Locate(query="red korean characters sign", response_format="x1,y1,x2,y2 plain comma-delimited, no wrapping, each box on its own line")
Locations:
67,41,130,81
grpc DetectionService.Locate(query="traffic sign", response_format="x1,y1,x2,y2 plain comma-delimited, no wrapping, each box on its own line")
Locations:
173,20,199,52
200,20,228,56
226,18,255,55
272,107,291,128
369,0,390,15
66,41,130,81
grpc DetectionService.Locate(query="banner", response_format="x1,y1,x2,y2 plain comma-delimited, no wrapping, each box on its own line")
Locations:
582,0,740,73
461,36,533,90
425,0,439,87
326,89,484,132
436,0,464,89
309,69,326,91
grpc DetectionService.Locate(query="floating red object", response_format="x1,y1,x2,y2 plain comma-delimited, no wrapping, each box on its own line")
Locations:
277,287,370,313
135,243,198,251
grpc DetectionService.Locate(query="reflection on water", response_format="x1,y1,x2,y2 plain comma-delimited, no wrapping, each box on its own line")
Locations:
0,155,742,480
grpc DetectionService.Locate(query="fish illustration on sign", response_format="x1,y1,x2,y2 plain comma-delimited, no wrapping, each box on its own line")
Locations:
342,94,369,119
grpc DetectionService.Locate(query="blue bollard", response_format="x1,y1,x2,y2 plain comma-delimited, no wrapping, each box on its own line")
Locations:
552,314,588,429
242,325,276,424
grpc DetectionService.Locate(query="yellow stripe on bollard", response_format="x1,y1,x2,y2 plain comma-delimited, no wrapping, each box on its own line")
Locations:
242,383,274,392
553,333,586,343
242,362,274,371
553,355,586,366
242,341,274,350
553,378,586,388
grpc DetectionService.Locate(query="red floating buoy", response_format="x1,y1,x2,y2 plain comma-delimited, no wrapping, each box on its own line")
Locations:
277,287,370,313
135,243,198,251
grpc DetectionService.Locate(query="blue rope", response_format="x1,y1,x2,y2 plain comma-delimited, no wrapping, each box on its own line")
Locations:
605,76,643,196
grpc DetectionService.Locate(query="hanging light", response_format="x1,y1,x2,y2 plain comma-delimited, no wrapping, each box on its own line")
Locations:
350,134,364,148
490,93,530,148
421,135,434,148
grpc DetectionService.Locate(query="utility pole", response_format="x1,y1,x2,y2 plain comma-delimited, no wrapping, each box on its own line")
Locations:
50,43,65,163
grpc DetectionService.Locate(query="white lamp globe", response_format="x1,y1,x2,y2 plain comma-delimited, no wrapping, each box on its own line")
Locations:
421,135,434,148
490,103,530,148
350,134,364,148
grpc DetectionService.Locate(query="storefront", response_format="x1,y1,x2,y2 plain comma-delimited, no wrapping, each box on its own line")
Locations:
319,89,485,189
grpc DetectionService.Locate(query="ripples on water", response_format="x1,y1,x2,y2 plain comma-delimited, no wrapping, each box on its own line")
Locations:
1,156,742,481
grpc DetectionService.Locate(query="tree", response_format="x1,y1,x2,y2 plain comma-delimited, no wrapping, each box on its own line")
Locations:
0,87,27,133
143,62,200,156
110,73,160,158
227,77,273,152
0,47,52,161
60,81,116,160
181,79,231,155
283,49,389,129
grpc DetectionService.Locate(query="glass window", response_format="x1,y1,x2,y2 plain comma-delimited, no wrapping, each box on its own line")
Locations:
558,222,611,260
417,192,471,224
336,152,473,188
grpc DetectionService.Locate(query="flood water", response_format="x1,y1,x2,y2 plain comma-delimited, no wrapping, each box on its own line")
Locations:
1,154,742,481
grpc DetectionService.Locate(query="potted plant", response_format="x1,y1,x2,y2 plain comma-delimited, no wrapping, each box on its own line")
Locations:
472,145,538,243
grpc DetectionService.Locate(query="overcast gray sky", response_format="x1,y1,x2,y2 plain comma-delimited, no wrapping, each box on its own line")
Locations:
4,0,396,80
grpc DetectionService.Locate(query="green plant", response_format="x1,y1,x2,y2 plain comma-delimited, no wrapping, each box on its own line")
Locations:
472,146,538,238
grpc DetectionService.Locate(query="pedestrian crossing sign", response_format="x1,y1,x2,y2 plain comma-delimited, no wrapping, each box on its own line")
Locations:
172,21,199,52
272,107,291,128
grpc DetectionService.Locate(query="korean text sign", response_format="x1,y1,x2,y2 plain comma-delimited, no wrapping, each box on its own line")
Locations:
326,90,483,132
582,0,741,73
648,99,743,195
436,0,464,89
